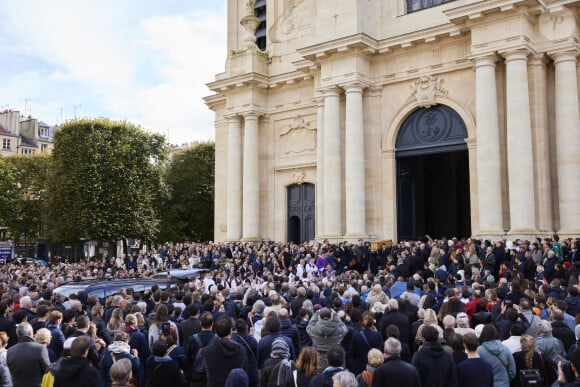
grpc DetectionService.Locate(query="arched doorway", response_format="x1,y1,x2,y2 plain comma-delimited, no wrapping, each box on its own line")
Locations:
396,105,471,240
287,183,315,243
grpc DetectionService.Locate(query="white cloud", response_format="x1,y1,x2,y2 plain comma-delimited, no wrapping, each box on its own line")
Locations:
0,1,227,144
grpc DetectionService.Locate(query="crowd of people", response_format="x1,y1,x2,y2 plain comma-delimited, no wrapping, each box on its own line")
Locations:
0,235,579,387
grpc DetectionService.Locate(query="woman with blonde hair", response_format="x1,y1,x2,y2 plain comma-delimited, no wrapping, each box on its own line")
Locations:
416,308,444,346
512,334,555,387
356,348,383,387
295,346,319,387
34,327,57,362
107,308,126,337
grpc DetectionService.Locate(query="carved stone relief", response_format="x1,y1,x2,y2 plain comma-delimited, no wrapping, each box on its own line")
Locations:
407,75,448,108
279,115,317,155
270,0,307,43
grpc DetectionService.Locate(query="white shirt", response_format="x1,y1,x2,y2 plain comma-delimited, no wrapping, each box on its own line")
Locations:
502,336,522,354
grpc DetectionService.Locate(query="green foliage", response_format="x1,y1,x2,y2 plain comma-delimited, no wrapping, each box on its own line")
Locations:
0,154,51,242
48,118,167,244
157,141,215,243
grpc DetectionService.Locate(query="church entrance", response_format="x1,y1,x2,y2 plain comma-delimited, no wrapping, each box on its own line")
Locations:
395,105,471,240
287,183,315,243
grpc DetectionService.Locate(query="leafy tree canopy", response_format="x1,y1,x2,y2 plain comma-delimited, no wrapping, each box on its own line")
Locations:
48,118,167,244
0,154,51,243
157,141,214,243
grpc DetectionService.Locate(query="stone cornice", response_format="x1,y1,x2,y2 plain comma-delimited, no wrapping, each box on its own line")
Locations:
203,94,226,111
376,24,465,54
444,0,540,24
297,33,379,62
206,73,269,93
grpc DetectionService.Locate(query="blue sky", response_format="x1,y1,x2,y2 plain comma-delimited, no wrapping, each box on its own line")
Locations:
0,1,227,145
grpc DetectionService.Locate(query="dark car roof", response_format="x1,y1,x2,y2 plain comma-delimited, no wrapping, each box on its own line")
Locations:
53,277,180,300
150,268,209,281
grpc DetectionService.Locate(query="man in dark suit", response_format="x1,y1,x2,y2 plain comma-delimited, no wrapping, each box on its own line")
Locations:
0,302,17,347
6,322,50,387
180,303,201,349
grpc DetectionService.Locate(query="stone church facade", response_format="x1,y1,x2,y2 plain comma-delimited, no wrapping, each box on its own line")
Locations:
205,0,580,243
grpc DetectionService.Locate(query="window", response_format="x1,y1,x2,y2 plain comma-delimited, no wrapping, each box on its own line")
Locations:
2,139,10,150
39,127,49,137
407,0,457,13
22,148,35,155
41,144,48,153
254,0,267,51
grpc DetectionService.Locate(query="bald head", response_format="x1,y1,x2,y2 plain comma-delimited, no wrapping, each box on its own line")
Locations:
278,308,289,318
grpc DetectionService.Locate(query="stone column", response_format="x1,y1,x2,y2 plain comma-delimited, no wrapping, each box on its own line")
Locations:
322,87,343,238
226,115,243,241
473,55,504,237
503,50,537,236
344,83,366,238
315,96,324,239
552,50,580,235
529,55,553,232
242,113,260,241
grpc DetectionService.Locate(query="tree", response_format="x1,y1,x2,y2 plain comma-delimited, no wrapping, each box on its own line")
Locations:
48,118,167,254
157,141,215,242
0,155,51,246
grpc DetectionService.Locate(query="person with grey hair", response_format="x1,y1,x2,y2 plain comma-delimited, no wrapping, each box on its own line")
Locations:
371,338,421,387
332,370,357,387
536,319,565,362
379,299,410,344
6,322,49,387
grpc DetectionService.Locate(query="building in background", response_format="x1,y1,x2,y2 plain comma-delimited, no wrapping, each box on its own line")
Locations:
205,0,580,243
0,110,55,157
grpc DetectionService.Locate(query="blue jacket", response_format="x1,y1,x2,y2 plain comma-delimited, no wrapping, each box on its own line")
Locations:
477,340,516,387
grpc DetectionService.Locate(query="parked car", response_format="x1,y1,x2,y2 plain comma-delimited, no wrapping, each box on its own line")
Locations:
53,277,180,303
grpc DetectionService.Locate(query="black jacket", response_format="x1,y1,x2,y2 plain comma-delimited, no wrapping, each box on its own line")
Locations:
54,356,101,387
371,356,421,387
553,320,576,353
280,318,301,353
412,341,458,387
178,316,201,349
308,367,344,387
379,311,410,344
205,338,248,387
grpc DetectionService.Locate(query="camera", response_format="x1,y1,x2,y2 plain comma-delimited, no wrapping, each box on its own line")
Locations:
161,322,171,337
557,357,574,383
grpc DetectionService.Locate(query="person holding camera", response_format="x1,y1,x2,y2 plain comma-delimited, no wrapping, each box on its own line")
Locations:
306,307,348,370
557,349,580,386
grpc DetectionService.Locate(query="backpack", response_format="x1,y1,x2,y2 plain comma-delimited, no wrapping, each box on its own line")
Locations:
190,334,209,384
519,369,543,386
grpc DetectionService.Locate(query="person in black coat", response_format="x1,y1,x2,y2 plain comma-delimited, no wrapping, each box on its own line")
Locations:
379,300,410,345
145,340,186,387
350,312,383,375
411,325,458,387
204,316,248,387
552,309,577,353
279,308,300,353
371,337,421,387
53,336,102,387
179,303,201,349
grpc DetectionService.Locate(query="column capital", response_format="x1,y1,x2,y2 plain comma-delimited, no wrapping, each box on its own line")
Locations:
550,49,579,64
365,85,383,97
225,114,242,124
469,53,500,69
501,48,532,63
528,53,549,67
320,86,343,97
340,81,369,93
242,112,261,121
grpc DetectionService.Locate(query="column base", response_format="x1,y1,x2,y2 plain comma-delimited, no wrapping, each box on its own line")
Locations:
343,234,368,243
319,234,343,243
507,228,540,241
241,236,262,242
557,230,580,239
475,230,507,241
